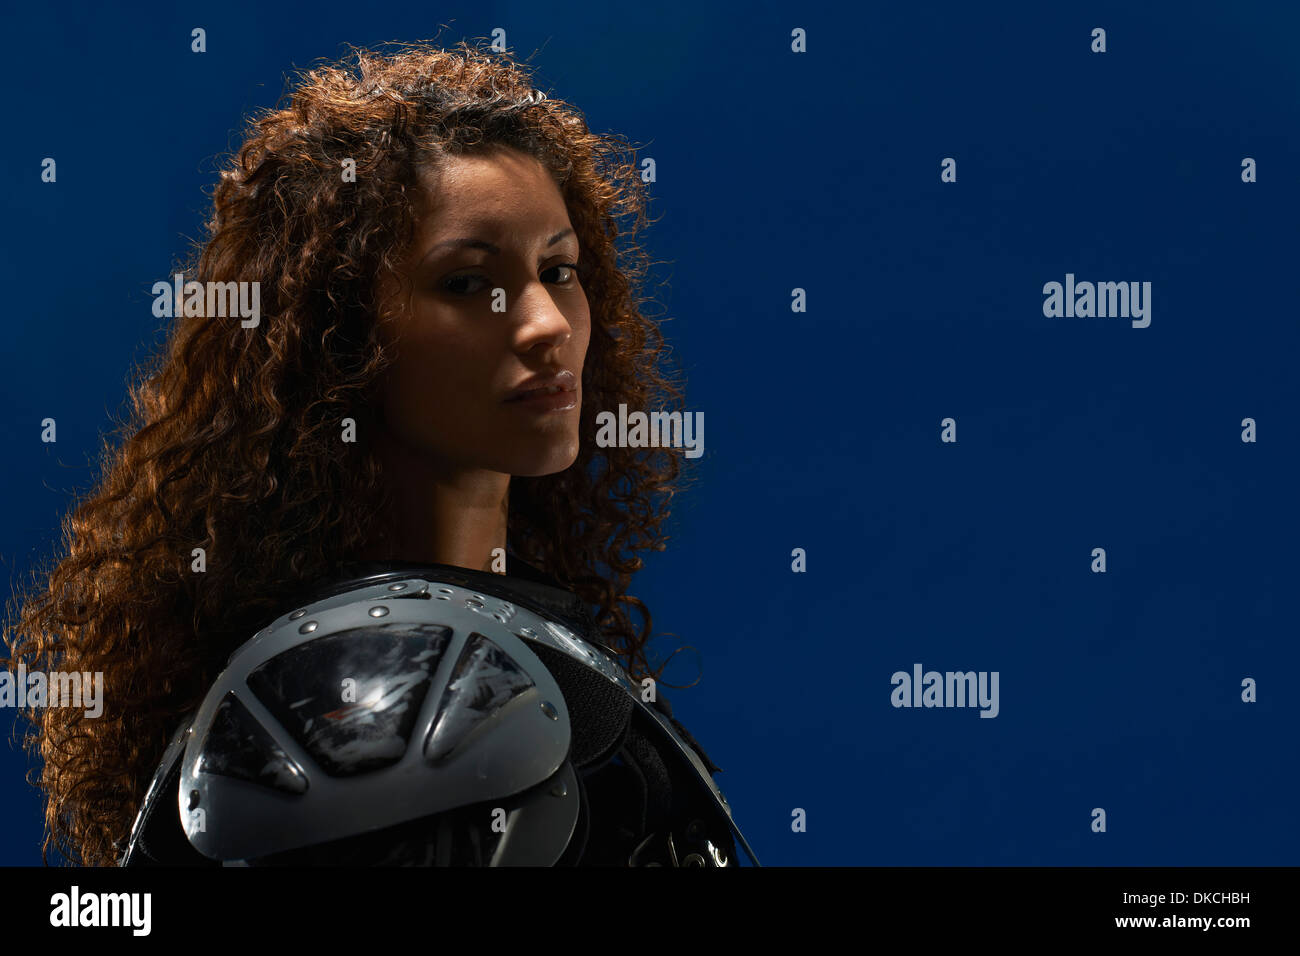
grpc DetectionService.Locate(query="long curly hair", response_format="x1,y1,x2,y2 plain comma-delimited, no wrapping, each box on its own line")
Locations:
2,39,692,867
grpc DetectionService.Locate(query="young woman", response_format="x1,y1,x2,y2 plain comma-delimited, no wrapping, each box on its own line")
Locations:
4,41,756,867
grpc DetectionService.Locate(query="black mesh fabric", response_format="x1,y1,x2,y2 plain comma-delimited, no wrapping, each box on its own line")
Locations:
525,642,632,769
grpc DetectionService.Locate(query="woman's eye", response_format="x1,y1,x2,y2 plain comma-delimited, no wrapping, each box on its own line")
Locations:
442,273,490,296
545,263,582,284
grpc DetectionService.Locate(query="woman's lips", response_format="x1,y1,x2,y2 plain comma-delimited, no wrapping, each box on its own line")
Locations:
505,386,578,412
504,369,577,402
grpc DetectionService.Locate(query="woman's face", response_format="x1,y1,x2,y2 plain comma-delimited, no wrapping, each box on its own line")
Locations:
376,147,591,478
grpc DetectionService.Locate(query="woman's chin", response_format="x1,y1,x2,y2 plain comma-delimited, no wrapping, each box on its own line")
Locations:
508,443,580,478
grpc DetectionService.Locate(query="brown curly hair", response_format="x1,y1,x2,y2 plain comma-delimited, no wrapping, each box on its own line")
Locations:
2,39,693,867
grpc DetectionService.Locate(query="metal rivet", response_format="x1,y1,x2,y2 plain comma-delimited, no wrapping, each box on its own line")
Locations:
188,789,200,810
369,606,389,617
387,583,407,591
540,701,558,720
550,781,567,798
289,609,307,621
299,621,318,634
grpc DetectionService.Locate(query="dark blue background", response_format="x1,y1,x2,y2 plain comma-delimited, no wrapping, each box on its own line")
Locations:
3,0,1296,865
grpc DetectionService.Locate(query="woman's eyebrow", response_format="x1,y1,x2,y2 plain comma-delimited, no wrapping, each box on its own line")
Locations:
420,228,576,264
